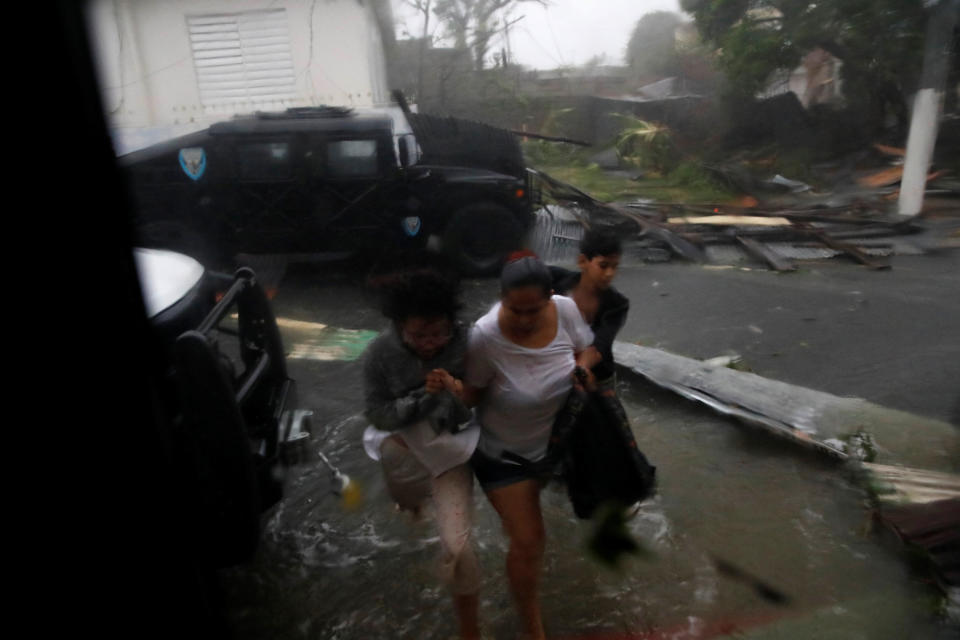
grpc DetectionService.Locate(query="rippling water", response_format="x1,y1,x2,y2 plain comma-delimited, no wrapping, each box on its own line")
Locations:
217,269,956,639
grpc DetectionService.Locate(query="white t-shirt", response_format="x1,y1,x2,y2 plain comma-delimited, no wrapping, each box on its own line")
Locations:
465,295,594,461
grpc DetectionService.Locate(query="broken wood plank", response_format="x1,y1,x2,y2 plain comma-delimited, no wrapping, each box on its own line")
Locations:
874,498,960,593
635,202,892,226
873,143,907,157
735,235,798,272
508,130,591,146
666,215,793,226
611,204,707,263
857,166,946,189
862,463,960,505
813,231,892,269
682,221,920,246
858,166,904,188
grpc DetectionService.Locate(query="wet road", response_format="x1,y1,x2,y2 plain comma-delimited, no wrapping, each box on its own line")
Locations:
612,252,960,425
217,253,960,639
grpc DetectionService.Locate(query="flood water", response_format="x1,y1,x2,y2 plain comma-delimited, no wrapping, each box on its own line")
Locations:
218,266,956,640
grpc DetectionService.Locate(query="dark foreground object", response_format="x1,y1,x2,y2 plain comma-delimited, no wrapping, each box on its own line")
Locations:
557,388,657,520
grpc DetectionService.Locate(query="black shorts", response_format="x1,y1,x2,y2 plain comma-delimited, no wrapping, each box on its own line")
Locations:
470,448,550,491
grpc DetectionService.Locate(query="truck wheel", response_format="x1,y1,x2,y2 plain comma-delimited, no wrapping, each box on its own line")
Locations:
443,203,522,276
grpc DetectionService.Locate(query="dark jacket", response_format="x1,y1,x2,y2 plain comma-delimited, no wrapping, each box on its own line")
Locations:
550,266,629,380
362,323,472,434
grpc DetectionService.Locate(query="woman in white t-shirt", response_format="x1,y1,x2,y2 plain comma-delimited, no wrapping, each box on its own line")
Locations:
463,252,598,640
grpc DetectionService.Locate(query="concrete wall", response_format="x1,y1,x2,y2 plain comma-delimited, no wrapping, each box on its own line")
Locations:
87,0,390,154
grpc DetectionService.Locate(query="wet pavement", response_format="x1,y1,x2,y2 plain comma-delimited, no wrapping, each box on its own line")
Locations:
614,252,960,426
217,251,960,638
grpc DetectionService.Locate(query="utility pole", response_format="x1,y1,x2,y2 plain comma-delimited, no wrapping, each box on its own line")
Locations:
898,0,959,217
416,0,432,106
504,15,513,67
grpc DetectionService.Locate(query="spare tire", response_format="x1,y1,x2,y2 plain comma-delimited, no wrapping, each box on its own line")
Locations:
443,203,523,276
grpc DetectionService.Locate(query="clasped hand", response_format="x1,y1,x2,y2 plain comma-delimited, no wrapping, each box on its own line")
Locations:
425,368,463,398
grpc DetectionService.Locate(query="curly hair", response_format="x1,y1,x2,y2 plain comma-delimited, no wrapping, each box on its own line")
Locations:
373,267,462,323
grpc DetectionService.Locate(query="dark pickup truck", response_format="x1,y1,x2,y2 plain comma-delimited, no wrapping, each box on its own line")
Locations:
123,106,534,274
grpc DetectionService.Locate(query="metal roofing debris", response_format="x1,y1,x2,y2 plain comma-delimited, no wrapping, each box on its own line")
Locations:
527,167,944,270
873,495,960,597
613,342,959,472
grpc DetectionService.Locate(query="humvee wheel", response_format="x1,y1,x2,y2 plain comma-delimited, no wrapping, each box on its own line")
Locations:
443,203,522,276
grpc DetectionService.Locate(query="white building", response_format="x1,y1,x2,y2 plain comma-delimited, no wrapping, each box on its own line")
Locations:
87,0,394,154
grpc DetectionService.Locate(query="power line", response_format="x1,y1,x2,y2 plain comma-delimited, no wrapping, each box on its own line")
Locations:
544,12,569,68
518,25,564,68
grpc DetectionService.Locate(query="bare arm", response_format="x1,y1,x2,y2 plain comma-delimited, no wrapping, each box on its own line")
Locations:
576,345,602,370
460,382,485,408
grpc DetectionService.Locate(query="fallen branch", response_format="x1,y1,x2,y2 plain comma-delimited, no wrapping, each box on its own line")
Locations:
510,130,592,146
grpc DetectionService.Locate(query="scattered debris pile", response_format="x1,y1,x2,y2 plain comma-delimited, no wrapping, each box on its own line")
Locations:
863,464,960,619
525,124,960,270
526,167,953,271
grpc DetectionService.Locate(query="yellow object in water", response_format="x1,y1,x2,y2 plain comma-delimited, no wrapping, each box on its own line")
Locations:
341,478,364,511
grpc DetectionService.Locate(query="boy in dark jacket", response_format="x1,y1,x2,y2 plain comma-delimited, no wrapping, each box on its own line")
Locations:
551,232,654,522
550,229,629,387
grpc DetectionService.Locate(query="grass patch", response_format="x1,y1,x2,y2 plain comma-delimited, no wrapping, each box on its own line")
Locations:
530,161,737,204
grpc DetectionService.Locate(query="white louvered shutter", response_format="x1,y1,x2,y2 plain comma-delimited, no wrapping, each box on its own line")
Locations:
187,9,297,109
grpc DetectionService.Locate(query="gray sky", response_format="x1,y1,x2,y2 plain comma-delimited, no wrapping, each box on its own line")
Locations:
392,0,685,70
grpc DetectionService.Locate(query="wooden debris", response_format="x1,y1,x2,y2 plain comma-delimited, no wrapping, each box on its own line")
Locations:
529,168,924,271
863,463,960,505
611,204,708,263
860,167,947,190
874,497,960,592
858,166,904,188
873,143,907,157
811,230,891,270
509,130,592,146
735,235,797,272
666,215,792,227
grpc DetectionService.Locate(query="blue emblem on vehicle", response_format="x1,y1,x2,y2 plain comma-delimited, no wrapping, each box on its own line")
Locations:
179,147,206,181
402,216,422,237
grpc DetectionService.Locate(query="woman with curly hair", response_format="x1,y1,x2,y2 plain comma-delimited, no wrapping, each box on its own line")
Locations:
362,266,482,640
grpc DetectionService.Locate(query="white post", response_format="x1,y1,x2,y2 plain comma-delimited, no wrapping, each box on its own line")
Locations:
898,0,959,217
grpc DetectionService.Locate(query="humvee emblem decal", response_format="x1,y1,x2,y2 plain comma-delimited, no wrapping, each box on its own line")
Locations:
179,148,206,181
402,216,422,237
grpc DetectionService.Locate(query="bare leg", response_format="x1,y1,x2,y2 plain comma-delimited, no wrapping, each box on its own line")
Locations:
379,435,432,516
432,464,480,639
485,479,546,640
454,592,480,640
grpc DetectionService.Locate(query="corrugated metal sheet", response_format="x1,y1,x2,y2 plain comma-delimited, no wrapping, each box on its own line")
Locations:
529,207,585,265
187,9,296,107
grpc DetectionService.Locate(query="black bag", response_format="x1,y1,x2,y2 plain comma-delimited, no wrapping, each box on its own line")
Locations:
551,389,656,519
